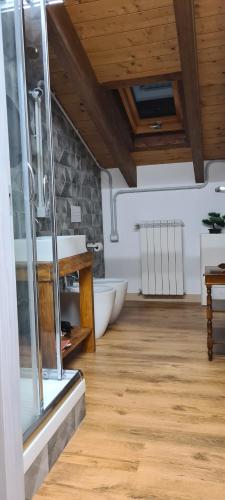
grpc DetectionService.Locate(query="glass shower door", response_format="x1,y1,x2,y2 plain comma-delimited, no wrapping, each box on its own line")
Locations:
23,0,62,380
1,0,77,440
1,0,42,435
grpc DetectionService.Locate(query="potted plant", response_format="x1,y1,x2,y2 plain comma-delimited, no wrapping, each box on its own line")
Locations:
202,212,225,234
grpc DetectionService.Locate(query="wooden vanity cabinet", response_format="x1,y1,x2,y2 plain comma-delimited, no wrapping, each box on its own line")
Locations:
38,251,95,368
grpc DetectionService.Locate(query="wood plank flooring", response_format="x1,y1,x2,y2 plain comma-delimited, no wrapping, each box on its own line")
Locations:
34,302,225,500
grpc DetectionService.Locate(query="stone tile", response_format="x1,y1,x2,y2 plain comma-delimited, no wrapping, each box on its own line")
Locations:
25,446,49,500
48,408,76,470
83,227,93,242
82,185,92,200
92,214,103,227
60,150,74,167
75,394,86,429
83,198,92,215
82,214,93,228
55,164,67,196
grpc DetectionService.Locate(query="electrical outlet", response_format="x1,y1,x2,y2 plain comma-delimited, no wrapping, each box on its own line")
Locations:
71,205,81,223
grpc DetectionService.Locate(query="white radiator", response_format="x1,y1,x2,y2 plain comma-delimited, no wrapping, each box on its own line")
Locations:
137,220,184,296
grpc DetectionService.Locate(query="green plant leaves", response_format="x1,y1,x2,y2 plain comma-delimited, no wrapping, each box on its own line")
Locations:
202,212,225,228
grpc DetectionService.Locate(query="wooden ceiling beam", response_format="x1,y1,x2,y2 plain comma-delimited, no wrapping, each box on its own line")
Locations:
133,132,189,152
103,72,182,90
47,4,137,187
173,0,204,183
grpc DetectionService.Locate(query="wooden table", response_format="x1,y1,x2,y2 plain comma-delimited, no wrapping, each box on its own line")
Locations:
204,266,225,361
38,251,95,368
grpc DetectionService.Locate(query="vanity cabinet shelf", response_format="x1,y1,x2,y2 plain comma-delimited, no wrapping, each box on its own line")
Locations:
38,251,95,368
62,326,91,359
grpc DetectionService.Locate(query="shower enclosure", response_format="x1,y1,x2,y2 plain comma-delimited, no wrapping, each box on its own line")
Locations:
0,0,80,439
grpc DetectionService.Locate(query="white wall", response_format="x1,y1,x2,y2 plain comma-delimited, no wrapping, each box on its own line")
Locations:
101,161,225,294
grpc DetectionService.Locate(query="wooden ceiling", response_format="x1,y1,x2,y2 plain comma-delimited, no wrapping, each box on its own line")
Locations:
48,0,225,183
66,0,180,85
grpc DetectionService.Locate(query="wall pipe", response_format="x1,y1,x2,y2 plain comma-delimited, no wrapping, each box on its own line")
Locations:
111,160,225,242
51,92,115,240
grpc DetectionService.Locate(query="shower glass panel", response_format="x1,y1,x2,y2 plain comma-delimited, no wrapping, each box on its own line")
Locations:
22,0,62,379
1,0,41,434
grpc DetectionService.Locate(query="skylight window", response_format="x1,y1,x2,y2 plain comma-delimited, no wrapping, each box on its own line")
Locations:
118,80,184,135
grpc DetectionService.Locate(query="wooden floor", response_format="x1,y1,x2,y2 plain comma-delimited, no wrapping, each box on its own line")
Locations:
35,302,225,500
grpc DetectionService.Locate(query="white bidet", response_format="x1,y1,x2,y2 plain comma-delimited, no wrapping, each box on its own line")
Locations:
94,278,128,324
60,284,116,339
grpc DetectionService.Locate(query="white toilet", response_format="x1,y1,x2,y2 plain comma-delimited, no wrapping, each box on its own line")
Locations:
94,278,128,324
60,284,116,339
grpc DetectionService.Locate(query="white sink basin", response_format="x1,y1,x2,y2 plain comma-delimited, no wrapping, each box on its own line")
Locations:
15,235,87,262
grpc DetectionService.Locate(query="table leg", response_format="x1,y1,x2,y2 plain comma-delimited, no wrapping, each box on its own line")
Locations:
207,285,213,361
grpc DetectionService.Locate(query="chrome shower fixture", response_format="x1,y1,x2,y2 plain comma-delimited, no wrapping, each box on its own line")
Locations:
26,46,39,60
215,186,225,192
29,87,43,100
29,85,48,218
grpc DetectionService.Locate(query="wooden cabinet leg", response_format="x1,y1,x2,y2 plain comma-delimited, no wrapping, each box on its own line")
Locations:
38,281,57,369
207,285,213,361
79,265,96,353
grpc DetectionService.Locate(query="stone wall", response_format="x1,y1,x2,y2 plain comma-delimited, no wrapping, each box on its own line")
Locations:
52,99,105,277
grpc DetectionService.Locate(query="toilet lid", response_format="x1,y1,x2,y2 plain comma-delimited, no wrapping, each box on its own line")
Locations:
94,285,115,293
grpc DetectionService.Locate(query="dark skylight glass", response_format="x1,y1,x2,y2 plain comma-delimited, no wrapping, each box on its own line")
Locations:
131,82,176,119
